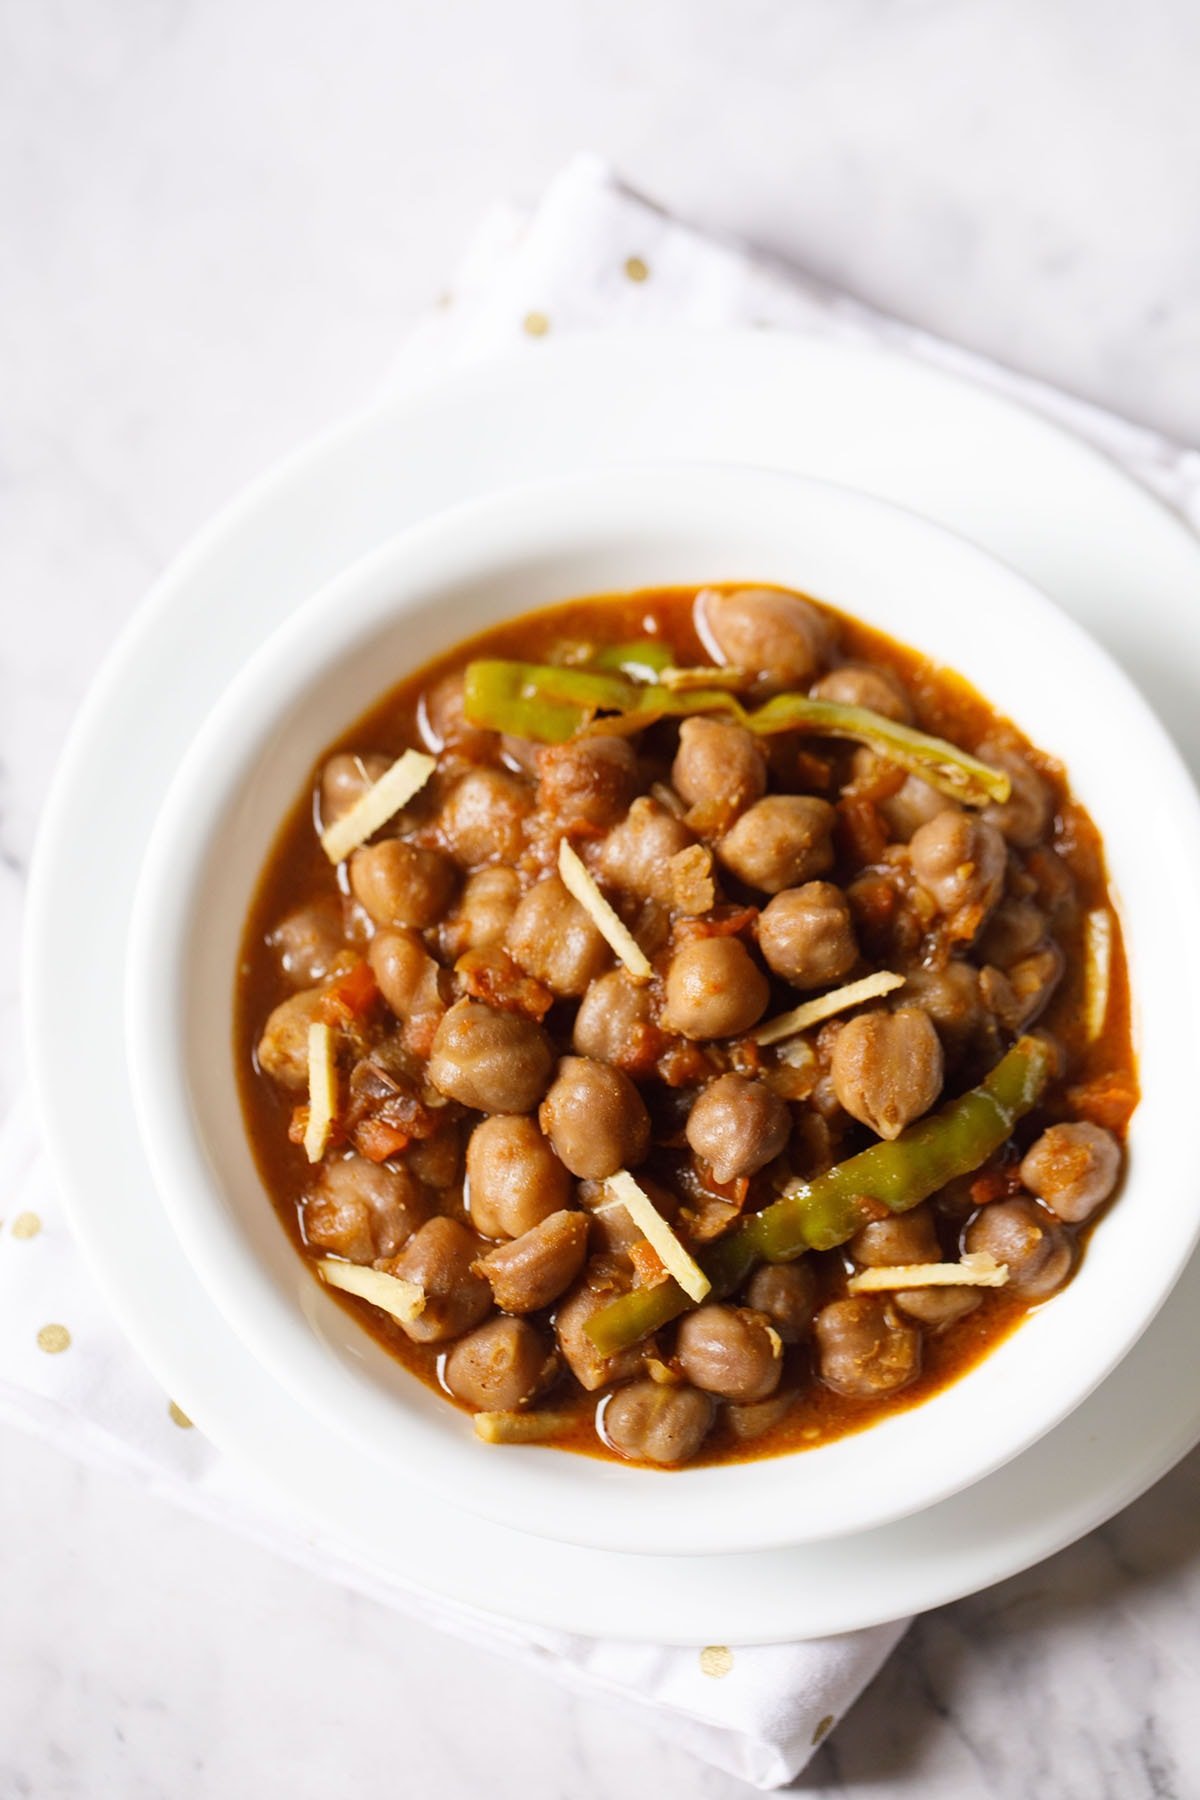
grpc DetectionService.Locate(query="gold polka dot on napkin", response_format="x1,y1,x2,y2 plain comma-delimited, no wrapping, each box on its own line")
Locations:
699,1645,734,1679
37,1323,71,1354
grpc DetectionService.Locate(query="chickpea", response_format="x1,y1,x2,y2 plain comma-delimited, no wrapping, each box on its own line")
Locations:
387,1217,493,1343
573,969,656,1064
814,1296,921,1397
898,963,983,1058
406,1120,462,1191
980,944,1064,1031
698,586,832,686
368,927,445,1019
349,839,456,930
676,1303,783,1403
879,775,956,843
831,1006,944,1139
1019,1122,1121,1223
758,882,857,989
438,866,522,961
744,1262,817,1343
979,739,1053,848
662,936,770,1040
599,797,694,906
895,1287,981,1328
717,796,836,894
851,1204,940,1267
726,1390,797,1441
319,752,390,826
686,1074,790,1183
909,810,1005,925
536,734,639,829
555,1265,648,1391
466,1115,571,1238
506,875,612,998
303,1154,431,1263
476,1210,589,1313
671,717,767,821
269,898,346,987
539,1057,651,1179
428,999,554,1113
443,1317,555,1410
603,1379,715,1466
420,670,495,757
979,898,1049,969
257,988,325,1089
577,1174,680,1257
964,1198,1074,1298
439,768,531,867
811,663,912,722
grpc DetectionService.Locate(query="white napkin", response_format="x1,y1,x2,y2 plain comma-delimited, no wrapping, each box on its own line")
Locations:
5,154,1199,1790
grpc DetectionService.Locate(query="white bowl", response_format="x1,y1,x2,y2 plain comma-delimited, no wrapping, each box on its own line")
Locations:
126,463,1200,1557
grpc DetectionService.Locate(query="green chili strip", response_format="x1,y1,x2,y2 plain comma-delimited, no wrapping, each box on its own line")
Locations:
462,660,636,743
463,658,1010,804
588,640,675,679
585,1035,1052,1357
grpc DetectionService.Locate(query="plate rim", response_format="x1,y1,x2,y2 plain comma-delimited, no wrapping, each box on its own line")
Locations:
24,326,1200,1641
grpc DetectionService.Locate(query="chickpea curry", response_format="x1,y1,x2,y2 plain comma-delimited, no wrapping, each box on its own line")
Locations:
236,585,1137,1469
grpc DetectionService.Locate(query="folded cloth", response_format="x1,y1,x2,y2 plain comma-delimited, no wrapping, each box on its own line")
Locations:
4,154,1198,1789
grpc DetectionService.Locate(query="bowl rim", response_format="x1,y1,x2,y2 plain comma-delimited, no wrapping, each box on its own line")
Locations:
125,460,1200,1556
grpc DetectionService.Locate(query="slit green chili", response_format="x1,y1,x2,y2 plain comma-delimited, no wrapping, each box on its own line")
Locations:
462,657,1010,805
584,1034,1053,1357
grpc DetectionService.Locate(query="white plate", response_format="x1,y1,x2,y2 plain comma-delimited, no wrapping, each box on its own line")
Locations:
26,331,1200,1641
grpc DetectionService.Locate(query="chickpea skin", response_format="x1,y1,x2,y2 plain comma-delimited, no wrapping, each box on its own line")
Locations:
428,999,555,1113
671,717,767,822
475,1210,590,1313
831,1006,944,1140
909,810,1005,925
573,969,656,1065
507,875,612,998
386,1217,493,1344
978,739,1053,848
465,1115,572,1239
717,796,836,895
698,586,832,686
256,988,325,1089
1019,1122,1121,1223
349,839,456,930
686,1074,790,1183
599,797,694,906
539,1057,651,1179
810,663,912,722
303,1155,431,1264
964,1198,1075,1298
443,1317,555,1410
269,898,346,987
439,768,532,867
676,1304,783,1403
536,734,639,829
814,1296,921,1397
662,936,770,1040
320,752,390,826
758,883,858,989
744,1263,817,1344
438,865,522,961
603,1380,715,1465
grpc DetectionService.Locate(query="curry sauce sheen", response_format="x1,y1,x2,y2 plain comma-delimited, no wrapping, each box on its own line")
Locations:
235,586,1136,1468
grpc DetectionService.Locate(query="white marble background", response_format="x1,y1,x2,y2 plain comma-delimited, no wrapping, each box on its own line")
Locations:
3,1,1200,1794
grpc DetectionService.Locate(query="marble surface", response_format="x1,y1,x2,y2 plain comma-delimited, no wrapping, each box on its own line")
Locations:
4,1,1200,1793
